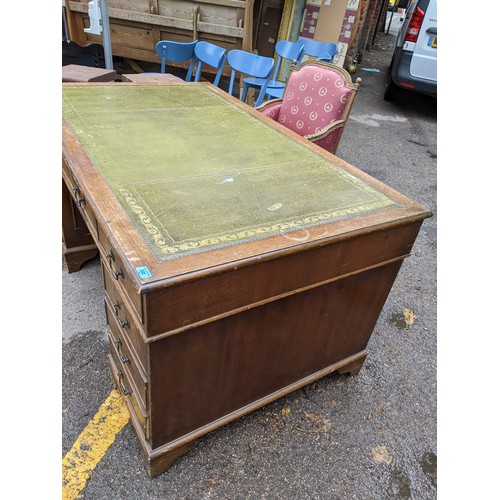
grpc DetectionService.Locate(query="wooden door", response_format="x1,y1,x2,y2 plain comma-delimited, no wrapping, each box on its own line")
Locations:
256,3,284,56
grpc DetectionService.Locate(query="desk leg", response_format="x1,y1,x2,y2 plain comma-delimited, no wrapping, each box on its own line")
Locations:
336,351,367,375
147,441,198,478
62,178,98,272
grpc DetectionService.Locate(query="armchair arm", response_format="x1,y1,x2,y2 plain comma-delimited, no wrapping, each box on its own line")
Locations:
255,99,283,121
304,119,346,155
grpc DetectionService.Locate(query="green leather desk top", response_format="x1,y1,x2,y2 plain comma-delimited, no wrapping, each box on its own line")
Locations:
62,84,399,261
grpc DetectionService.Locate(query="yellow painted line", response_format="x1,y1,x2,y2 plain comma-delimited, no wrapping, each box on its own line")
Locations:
62,389,130,500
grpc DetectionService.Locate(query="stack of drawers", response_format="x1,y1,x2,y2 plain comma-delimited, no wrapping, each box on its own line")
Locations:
63,157,153,453
103,246,150,442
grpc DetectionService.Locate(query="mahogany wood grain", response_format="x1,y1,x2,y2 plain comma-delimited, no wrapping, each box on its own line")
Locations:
62,82,432,476
147,261,402,447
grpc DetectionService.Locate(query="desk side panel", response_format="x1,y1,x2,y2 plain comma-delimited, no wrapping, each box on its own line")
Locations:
148,260,402,448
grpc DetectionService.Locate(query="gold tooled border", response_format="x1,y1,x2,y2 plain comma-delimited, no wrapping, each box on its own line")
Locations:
117,181,398,259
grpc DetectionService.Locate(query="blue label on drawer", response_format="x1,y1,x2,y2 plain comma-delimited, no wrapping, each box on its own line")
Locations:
135,266,152,279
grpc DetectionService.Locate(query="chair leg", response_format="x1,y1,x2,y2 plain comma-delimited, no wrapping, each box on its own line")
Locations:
228,71,236,97
241,83,249,103
254,84,268,107
186,59,196,82
213,67,222,87
194,62,202,82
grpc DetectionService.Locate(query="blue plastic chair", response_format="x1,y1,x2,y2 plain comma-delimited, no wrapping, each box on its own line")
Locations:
265,86,286,100
227,50,275,107
297,38,338,63
265,41,338,101
154,40,198,81
243,40,305,101
193,41,227,87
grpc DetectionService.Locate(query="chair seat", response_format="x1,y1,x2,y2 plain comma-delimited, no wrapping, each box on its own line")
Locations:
264,87,285,99
244,77,286,89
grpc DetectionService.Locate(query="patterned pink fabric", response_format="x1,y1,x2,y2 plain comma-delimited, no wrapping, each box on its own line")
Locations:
312,126,343,153
259,101,282,120
275,65,352,137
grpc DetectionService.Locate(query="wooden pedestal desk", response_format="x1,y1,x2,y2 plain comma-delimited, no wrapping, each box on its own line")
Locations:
62,82,431,477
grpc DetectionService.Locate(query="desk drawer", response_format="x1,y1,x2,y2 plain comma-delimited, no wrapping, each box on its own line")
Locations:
108,349,149,438
103,269,148,370
107,299,148,407
62,157,97,233
98,224,143,319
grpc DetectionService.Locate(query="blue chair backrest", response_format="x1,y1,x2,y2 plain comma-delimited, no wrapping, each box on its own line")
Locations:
297,38,338,62
194,41,227,86
155,40,198,80
227,50,274,97
272,40,305,80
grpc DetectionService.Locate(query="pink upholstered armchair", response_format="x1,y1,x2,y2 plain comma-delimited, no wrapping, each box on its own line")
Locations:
256,60,361,155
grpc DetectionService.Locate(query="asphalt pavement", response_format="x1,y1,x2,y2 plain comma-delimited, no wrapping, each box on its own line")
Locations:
62,31,437,499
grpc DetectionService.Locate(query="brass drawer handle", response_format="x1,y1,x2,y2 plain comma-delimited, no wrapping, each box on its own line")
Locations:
112,267,124,280
112,300,121,313
114,337,130,364
117,370,131,396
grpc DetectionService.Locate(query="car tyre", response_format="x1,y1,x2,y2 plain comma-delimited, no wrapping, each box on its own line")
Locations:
384,79,398,101
384,57,398,102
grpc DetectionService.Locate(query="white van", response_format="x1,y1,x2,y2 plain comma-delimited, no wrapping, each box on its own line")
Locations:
384,0,437,100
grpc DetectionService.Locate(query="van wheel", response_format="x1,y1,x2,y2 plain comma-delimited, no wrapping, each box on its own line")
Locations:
384,79,398,101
